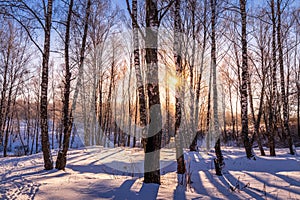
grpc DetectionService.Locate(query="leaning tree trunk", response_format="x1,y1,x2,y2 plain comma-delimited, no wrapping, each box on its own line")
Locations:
222,85,227,143
127,0,147,149
165,78,170,147
0,37,10,148
239,0,254,159
56,0,90,170
229,82,235,140
174,0,185,175
254,69,266,156
195,0,208,146
233,36,241,143
248,71,265,156
189,0,197,152
55,0,74,170
206,58,212,151
133,91,138,147
277,0,295,155
97,75,104,144
90,67,97,146
40,0,54,170
127,55,133,147
3,81,14,157
144,0,162,184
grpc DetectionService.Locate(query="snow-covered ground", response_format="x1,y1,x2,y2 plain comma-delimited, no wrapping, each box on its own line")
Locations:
0,146,299,200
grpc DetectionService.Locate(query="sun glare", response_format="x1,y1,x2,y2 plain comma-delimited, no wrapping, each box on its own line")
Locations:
166,75,179,88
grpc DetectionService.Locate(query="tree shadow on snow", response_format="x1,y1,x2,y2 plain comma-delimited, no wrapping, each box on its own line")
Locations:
1,168,66,184
243,171,300,197
188,151,278,199
173,175,186,200
80,179,138,199
68,159,176,178
78,178,159,200
215,152,300,199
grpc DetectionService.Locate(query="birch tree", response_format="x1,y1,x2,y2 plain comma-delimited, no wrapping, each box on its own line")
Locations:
55,0,74,170
39,0,54,170
174,0,186,175
210,0,224,175
144,0,162,184
126,0,147,149
269,0,277,156
277,0,295,155
195,0,208,146
56,0,91,170
239,0,254,159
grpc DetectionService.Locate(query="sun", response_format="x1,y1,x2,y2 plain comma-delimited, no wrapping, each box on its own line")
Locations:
166,75,179,87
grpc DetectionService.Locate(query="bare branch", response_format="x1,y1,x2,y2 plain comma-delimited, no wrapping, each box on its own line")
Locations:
7,14,43,54
125,0,145,39
19,1,46,31
158,0,175,25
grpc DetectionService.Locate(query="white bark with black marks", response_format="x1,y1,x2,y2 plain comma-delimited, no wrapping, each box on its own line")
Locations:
40,0,53,170
144,0,162,185
239,0,254,159
174,0,185,175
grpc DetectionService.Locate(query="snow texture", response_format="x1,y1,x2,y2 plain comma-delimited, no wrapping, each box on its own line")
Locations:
0,146,299,199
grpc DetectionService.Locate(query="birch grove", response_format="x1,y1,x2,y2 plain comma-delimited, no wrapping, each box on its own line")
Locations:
0,0,299,181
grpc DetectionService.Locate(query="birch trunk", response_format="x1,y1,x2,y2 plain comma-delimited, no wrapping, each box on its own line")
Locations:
277,0,295,155
206,61,212,151
144,0,162,184
0,36,9,148
240,0,254,159
189,0,196,152
229,82,235,140
269,0,277,156
195,0,208,144
40,0,53,170
211,0,224,175
55,0,73,170
56,0,91,170
130,0,147,149
127,55,133,147
174,0,185,175
3,80,13,157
